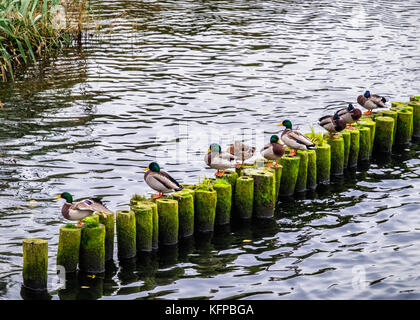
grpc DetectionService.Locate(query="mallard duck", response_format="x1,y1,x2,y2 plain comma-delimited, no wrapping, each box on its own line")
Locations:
144,162,183,199
334,104,362,129
226,141,256,168
277,120,316,156
318,113,346,138
204,143,236,177
357,90,387,115
55,192,113,227
260,135,285,167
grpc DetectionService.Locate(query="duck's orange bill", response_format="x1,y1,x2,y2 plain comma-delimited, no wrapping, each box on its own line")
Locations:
277,123,283,126
54,195,61,199
144,167,149,171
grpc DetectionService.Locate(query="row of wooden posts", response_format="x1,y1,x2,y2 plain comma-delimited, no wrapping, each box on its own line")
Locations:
22,96,420,291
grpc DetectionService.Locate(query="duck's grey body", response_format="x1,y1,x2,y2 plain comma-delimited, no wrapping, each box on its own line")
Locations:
61,199,113,221
260,142,285,161
335,107,362,124
357,95,385,111
318,115,346,133
144,170,182,194
281,129,316,150
204,151,236,171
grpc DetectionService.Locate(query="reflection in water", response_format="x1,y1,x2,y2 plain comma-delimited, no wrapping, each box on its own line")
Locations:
2,0,420,299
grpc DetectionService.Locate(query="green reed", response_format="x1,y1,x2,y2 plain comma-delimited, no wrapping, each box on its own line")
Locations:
0,0,88,81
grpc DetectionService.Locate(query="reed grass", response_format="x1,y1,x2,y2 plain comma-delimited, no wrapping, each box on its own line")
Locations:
0,0,89,81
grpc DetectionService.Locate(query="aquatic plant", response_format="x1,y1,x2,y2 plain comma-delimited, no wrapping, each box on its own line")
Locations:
0,0,89,81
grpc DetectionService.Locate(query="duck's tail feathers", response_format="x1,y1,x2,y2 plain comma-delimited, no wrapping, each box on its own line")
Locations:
307,144,316,150
175,186,184,191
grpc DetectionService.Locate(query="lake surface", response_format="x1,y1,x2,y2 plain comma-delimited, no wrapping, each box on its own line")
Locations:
1,0,420,300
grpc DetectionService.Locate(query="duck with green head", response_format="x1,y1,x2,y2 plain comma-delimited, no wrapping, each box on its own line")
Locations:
55,192,113,227
204,143,236,177
260,135,285,167
277,120,316,156
144,162,183,199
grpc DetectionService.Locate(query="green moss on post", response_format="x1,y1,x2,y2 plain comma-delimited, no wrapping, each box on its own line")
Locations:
22,239,48,291
396,109,413,144
217,170,237,202
358,127,371,161
270,165,283,199
116,210,136,259
244,168,275,218
234,176,254,219
57,226,81,273
172,191,194,238
408,102,420,138
327,137,344,176
306,150,317,190
379,110,398,144
315,144,331,184
98,212,114,262
348,129,360,168
82,214,99,224
194,189,217,232
295,151,308,193
79,224,106,274
358,121,375,157
156,199,179,245
341,130,351,168
132,205,153,252
278,156,300,196
131,200,159,250
213,182,232,225
374,116,395,153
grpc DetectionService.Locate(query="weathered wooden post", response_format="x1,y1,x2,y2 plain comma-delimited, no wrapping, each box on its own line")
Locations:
22,239,48,291
156,199,179,245
57,226,81,273
116,210,136,260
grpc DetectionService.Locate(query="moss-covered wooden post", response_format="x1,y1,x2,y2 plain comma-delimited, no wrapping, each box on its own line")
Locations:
79,223,106,274
116,210,136,260
363,121,376,157
234,176,254,219
306,150,317,190
156,199,179,245
132,200,159,250
295,151,308,193
57,226,81,273
279,156,300,196
23,239,48,291
244,168,275,218
408,101,420,138
380,110,398,144
271,166,283,199
374,116,394,153
348,129,360,168
315,143,331,184
217,170,237,204
132,204,153,252
395,109,413,144
341,130,351,168
98,212,114,262
172,191,194,238
194,189,217,232
213,181,232,225
358,127,371,161
327,137,344,176
83,214,99,224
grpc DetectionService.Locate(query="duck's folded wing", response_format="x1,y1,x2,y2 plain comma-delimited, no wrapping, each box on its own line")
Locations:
220,152,236,161
318,115,332,125
73,199,113,214
289,131,315,146
260,143,271,153
154,171,182,190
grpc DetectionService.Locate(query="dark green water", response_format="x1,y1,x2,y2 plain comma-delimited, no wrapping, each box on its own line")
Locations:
1,0,420,299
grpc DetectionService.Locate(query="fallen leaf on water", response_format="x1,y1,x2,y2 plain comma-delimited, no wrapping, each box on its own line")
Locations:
243,240,252,243
0,101,4,110
87,274,96,279
29,200,37,203
80,286,90,289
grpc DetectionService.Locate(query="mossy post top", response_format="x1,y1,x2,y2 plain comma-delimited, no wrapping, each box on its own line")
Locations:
23,238,48,246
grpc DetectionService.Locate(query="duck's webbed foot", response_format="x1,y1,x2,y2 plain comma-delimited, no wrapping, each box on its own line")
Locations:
153,192,163,199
